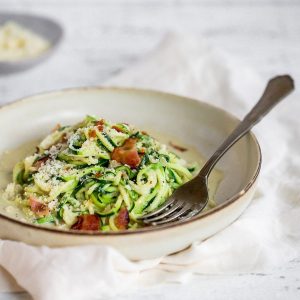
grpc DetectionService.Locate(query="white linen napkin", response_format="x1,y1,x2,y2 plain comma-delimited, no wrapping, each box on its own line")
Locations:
0,33,299,300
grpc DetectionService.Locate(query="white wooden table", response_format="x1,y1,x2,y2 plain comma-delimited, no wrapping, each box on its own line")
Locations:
0,0,299,299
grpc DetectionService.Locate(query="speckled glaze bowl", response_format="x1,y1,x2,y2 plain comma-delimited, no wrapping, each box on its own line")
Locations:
0,13,63,75
0,88,261,259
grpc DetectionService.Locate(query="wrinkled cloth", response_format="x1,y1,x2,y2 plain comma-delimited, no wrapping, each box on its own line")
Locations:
0,33,299,300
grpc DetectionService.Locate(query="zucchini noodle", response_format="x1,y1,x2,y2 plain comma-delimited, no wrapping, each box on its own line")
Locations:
3,116,201,231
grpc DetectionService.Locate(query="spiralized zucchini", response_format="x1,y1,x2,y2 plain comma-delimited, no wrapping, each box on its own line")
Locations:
7,116,200,231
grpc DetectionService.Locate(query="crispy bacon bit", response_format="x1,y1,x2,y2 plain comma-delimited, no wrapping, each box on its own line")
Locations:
60,133,68,143
71,215,100,231
169,141,187,152
115,208,129,230
29,197,49,216
52,123,61,133
139,147,146,154
33,155,50,170
89,129,97,138
111,138,141,168
112,125,123,133
96,119,104,132
95,172,102,178
141,131,149,136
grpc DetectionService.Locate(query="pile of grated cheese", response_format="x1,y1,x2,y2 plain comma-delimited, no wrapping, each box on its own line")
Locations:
0,21,50,61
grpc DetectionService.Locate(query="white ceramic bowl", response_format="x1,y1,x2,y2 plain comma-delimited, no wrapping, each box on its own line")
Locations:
0,88,261,259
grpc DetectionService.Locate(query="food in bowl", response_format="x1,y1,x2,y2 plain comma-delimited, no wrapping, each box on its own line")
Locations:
0,21,50,61
0,88,261,259
1,116,220,231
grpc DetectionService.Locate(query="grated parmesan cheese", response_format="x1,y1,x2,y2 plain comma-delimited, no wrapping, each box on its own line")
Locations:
0,21,50,61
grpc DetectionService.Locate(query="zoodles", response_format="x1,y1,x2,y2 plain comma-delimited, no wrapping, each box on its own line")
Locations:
4,116,201,231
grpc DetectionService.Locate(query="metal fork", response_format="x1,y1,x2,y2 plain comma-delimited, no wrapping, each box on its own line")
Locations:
139,75,294,226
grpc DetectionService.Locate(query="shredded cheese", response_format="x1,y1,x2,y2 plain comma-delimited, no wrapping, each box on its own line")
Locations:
0,21,50,61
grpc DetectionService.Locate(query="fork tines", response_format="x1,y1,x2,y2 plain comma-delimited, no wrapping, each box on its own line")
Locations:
140,199,198,225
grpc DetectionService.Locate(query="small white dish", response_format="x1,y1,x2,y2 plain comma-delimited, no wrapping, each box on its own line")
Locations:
0,12,63,75
0,87,261,259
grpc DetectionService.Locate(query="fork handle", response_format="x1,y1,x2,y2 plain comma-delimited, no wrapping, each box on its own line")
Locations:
198,75,294,178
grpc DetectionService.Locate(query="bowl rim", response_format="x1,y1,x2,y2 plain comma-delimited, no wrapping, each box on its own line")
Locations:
0,11,64,65
0,86,262,236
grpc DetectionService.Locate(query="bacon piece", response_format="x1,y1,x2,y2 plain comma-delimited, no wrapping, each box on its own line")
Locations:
111,138,141,168
115,208,129,230
60,133,68,144
95,172,102,178
139,147,146,154
71,215,100,231
33,155,50,170
29,197,49,216
52,123,61,133
96,120,104,132
112,125,123,133
169,141,187,152
89,129,97,138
